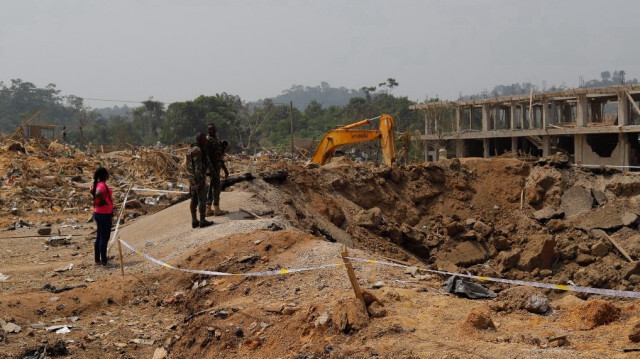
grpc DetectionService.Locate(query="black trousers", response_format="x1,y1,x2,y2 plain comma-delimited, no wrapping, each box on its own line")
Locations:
93,212,113,264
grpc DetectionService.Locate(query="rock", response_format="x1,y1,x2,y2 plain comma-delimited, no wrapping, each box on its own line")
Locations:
489,286,550,314
446,221,465,237
314,312,330,328
367,301,387,318
152,347,168,359
546,219,565,233
533,206,565,223
560,244,576,260
464,218,476,227
444,240,490,267
46,235,71,247
576,253,595,266
459,231,479,241
560,185,594,218
591,188,608,205
591,242,609,257
495,249,520,273
125,200,142,209
622,212,639,227
539,269,553,278
353,207,384,228
473,220,492,237
37,227,52,235
623,261,640,279
491,235,510,251
0,319,21,333
517,235,556,271
371,281,385,289
464,307,495,330
332,298,369,332
629,322,640,342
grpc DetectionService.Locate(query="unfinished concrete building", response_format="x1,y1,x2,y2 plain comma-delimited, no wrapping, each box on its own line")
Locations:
411,84,640,167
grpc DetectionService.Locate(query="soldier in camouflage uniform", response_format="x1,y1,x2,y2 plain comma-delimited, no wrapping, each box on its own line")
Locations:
205,124,229,216
186,133,214,228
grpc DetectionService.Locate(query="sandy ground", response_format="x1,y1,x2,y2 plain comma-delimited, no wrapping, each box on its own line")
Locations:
3,158,640,358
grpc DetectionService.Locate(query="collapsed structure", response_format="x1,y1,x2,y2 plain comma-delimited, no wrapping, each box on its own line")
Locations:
412,84,640,166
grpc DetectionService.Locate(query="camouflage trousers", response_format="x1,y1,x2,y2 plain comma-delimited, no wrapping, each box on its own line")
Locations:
207,169,221,206
190,182,207,216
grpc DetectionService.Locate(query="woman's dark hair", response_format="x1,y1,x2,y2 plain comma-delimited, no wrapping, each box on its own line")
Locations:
91,167,109,199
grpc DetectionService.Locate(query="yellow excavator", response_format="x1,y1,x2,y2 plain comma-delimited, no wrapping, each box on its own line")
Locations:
310,114,396,166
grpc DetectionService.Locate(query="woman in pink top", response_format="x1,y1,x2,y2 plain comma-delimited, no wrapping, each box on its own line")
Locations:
90,167,113,266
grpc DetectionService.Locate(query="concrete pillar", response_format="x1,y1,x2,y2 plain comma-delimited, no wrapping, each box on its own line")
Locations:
482,105,490,131
576,95,588,127
574,134,584,164
511,137,518,156
424,110,429,136
433,141,439,161
483,138,490,158
618,92,629,125
424,140,429,162
521,104,527,129
455,139,464,158
620,133,630,168
510,103,517,129
549,100,557,126
542,135,551,157
455,107,461,133
542,98,549,130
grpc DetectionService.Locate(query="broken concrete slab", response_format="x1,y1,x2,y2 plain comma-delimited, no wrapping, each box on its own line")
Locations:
570,204,627,231
532,206,564,223
622,212,639,227
443,240,490,267
560,185,594,218
591,188,608,206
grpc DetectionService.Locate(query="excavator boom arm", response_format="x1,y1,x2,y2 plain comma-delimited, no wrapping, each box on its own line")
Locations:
310,114,396,166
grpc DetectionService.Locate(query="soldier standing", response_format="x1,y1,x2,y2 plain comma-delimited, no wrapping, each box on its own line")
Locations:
205,124,229,216
186,133,214,228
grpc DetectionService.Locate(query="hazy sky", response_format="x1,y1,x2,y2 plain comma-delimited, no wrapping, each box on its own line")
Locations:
1,0,639,108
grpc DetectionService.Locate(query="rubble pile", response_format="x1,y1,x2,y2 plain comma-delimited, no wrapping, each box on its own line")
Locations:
0,135,192,229
236,156,640,297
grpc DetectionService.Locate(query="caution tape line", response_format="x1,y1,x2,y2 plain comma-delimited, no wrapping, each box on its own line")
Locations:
345,257,640,299
112,235,640,298
131,187,189,194
117,237,345,276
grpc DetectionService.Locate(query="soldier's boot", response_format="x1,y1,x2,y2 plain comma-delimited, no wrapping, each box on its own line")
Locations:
213,205,228,216
205,206,215,217
199,212,214,228
191,212,199,229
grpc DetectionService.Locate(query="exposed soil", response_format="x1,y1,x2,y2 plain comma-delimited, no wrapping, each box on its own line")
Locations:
3,142,640,358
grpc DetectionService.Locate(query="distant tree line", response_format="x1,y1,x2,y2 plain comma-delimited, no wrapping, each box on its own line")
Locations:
1,71,634,153
461,69,638,100
0,78,422,155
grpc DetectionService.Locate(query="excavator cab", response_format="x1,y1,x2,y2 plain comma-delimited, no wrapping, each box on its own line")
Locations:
310,114,396,166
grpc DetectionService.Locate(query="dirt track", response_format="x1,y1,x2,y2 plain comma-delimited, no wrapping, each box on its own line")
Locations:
3,155,640,358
